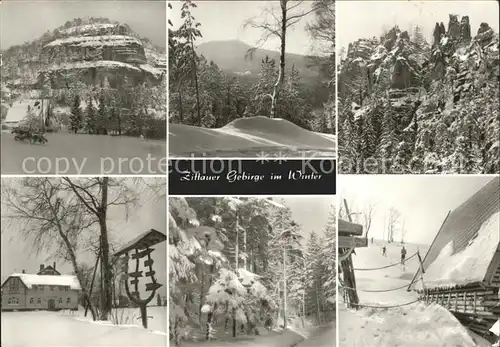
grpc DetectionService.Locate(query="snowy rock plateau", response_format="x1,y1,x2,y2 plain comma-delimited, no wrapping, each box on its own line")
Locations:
1,19,166,92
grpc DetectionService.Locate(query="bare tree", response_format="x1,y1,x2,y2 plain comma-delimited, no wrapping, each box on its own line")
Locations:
61,177,138,320
362,204,375,239
400,220,407,244
1,178,99,320
387,208,400,243
244,0,318,118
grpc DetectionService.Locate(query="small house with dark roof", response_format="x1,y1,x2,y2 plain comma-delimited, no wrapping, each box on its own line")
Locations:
409,176,500,341
37,262,61,276
1,263,80,311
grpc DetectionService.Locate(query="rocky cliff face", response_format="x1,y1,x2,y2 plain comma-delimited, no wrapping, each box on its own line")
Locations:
338,14,499,174
1,18,166,92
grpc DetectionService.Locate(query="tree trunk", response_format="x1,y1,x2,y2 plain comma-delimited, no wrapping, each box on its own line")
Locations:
235,213,239,269
199,268,205,324
190,40,201,126
99,177,112,320
232,308,237,337
280,0,287,86
315,281,321,324
177,84,184,123
45,191,98,320
283,246,287,330
206,303,218,340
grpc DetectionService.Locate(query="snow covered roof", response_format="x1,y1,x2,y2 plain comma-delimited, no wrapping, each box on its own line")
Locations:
5,100,42,123
4,273,81,290
411,177,500,290
113,229,166,258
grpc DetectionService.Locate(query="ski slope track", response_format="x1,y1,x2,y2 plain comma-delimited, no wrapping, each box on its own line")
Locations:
339,241,493,347
169,117,336,157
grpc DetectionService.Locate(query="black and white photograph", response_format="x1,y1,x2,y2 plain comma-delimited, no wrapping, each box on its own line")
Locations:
1,177,167,346
337,0,499,174
169,196,336,346
168,0,335,158
338,175,500,346
0,1,167,175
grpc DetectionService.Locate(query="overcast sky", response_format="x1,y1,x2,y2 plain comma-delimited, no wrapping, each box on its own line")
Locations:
168,0,315,55
0,1,166,49
339,175,494,245
337,0,500,52
1,178,166,297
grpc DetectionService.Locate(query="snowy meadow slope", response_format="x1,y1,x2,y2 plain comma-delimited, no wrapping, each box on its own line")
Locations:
169,116,336,157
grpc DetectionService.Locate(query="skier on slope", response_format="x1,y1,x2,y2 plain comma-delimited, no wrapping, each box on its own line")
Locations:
401,246,407,265
382,245,387,257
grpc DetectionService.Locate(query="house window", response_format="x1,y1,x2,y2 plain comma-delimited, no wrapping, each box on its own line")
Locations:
37,298,41,304
8,297,19,305
67,297,71,304
65,287,69,291
50,286,54,291
59,286,63,291
33,285,38,290
29,298,34,304
58,298,62,304
39,285,44,292
8,278,19,294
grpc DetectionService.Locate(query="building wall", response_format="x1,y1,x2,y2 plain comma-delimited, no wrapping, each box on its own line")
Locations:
1,277,27,309
24,285,79,310
1,278,79,310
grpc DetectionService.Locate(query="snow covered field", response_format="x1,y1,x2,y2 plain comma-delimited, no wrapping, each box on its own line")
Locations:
339,241,493,347
1,307,167,347
339,303,492,347
169,117,336,157
1,132,166,174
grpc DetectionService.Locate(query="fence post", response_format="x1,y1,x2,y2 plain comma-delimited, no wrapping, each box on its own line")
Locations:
417,250,426,293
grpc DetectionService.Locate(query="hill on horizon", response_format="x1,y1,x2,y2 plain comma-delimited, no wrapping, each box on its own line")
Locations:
196,39,322,80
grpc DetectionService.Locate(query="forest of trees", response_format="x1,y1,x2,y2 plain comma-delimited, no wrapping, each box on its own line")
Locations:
169,197,335,345
168,0,335,133
338,19,499,174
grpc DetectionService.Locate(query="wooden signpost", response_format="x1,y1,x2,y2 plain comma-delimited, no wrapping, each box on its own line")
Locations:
113,229,166,329
339,199,367,308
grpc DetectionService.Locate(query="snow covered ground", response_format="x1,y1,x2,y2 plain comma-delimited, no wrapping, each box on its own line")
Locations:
350,240,428,305
295,323,336,347
1,132,166,174
1,307,167,347
169,117,336,157
339,241,492,347
339,303,492,347
178,330,304,347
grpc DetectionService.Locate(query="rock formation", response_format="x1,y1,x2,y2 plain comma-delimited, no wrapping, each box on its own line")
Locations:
460,16,471,42
447,14,461,40
1,19,166,92
476,22,494,47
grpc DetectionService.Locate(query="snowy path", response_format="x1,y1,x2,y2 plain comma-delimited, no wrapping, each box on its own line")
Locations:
350,241,428,306
169,117,336,157
339,241,492,347
295,323,336,347
1,310,167,347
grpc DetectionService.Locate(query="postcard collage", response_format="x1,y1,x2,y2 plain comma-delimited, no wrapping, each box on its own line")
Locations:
0,0,499,346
